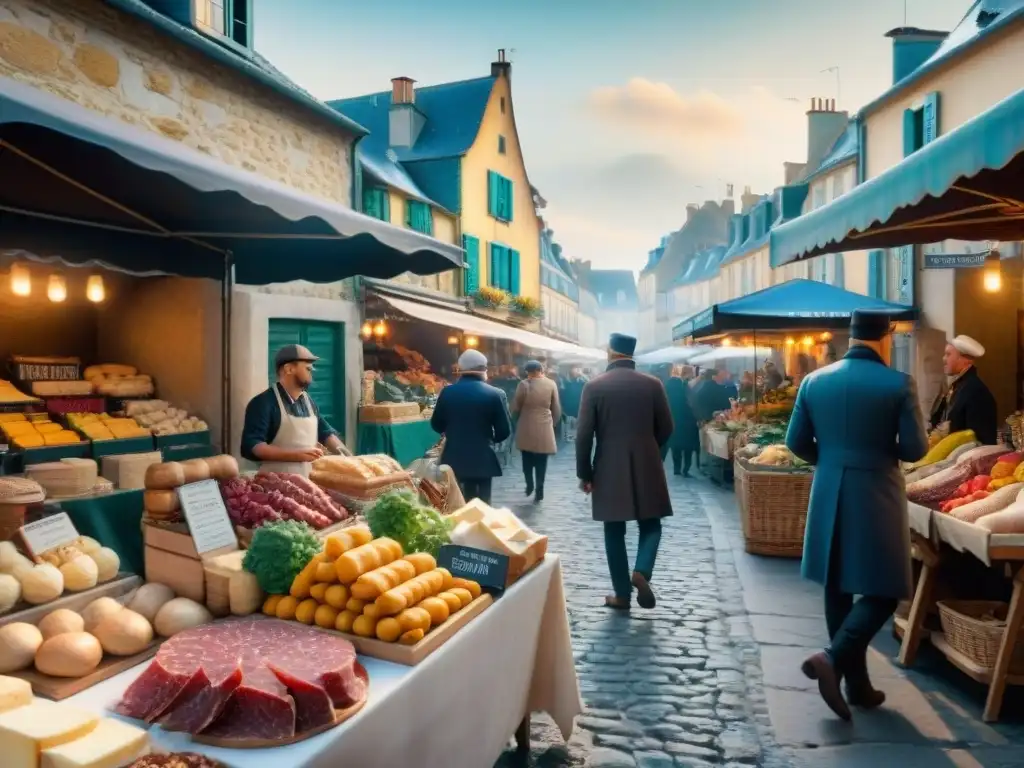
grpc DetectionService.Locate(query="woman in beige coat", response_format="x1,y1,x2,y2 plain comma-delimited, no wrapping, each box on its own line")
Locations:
511,360,562,502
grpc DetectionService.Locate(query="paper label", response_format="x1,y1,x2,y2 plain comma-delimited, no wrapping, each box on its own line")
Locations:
21,512,79,557
177,479,238,555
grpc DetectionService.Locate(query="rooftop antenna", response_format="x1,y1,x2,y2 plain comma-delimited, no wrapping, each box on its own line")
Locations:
821,66,840,108
904,0,908,25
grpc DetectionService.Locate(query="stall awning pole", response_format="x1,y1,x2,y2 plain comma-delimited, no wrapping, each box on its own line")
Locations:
221,251,234,454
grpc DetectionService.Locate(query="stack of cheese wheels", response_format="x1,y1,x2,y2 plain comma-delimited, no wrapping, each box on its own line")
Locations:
264,527,482,645
143,456,240,524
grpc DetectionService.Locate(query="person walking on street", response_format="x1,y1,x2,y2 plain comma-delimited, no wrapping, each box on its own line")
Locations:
665,367,700,476
511,360,562,502
576,333,674,611
430,349,512,505
785,310,928,720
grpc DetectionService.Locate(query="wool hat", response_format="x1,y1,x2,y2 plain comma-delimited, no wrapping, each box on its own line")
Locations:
524,360,544,373
458,349,488,370
951,335,985,358
850,309,891,341
608,333,637,357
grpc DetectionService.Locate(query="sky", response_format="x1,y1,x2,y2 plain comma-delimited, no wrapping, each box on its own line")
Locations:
254,0,973,274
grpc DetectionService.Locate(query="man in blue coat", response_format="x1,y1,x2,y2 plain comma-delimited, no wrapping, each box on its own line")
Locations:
786,310,928,720
430,349,512,505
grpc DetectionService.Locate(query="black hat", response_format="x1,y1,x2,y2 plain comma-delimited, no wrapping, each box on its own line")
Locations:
850,309,891,341
608,333,637,357
524,360,544,373
274,344,319,369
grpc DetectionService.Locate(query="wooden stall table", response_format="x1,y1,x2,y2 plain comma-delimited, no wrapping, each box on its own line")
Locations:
896,505,1024,722
66,555,582,767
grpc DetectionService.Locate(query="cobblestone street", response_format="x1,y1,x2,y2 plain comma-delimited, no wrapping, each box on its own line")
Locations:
493,449,782,768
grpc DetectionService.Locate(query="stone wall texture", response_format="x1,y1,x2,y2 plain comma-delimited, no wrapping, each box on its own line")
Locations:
0,0,352,204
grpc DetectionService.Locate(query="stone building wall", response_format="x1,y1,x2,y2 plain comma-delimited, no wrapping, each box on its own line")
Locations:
0,0,352,204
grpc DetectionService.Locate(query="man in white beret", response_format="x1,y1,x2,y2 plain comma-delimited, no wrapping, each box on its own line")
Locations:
929,334,998,445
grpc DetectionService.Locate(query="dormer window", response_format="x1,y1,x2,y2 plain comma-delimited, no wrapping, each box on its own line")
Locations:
195,0,252,49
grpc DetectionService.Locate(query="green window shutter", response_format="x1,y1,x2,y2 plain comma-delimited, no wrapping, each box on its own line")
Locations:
462,235,480,294
404,200,414,228
362,187,381,219
487,171,499,218
504,177,514,222
509,249,521,294
405,201,433,234
488,242,498,287
922,92,940,144
381,191,391,223
902,109,918,157
867,250,886,298
497,245,509,290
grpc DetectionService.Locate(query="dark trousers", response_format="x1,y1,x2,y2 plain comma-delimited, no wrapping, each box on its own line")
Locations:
604,519,662,601
661,445,697,475
825,534,898,682
459,478,493,505
521,451,548,494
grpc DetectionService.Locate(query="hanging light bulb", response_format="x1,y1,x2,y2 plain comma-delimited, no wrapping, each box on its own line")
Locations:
9,263,30,297
47,273,67,303
85,274,105,303
983,250,1002,293
373,320,387,338
465,335,479,348
785,337,795,346
820,331,832,342
447,335,459,346
801,335,814,346
360,322,373,339
721,337,732,347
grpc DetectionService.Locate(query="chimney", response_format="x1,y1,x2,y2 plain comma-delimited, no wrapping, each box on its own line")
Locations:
491,48,511,79
885,27,947,85
388,77,425,148
685,203,700,223
721,199,735,218
806,97,849,170
740,186,760,214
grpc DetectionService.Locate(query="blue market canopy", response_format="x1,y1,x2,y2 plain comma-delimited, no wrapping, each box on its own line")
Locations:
771,88,1024,266
0,76,464,283
673,279,917,340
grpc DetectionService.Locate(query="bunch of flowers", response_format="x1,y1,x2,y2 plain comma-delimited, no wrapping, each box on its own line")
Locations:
509,295,543,318
472,286,509,309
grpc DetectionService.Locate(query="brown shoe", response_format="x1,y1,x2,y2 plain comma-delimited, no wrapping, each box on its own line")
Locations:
631,572,656,609
801,652,852,720
845,679,886,709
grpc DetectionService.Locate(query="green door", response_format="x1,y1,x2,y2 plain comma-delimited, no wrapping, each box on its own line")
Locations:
267,319,345,438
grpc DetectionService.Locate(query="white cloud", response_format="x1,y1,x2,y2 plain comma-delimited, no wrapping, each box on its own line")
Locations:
588,79,745,140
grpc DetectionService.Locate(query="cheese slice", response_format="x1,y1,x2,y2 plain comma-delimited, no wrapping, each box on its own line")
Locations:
450,499,489,524
41,718,149,768
0,700,98,768
0,676,32,714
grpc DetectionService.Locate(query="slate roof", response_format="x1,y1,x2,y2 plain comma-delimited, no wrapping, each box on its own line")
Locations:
800,120,859,183
359,149,438,207
860,0,1024,116
105,0,367,137
587,270,638,309
676,246,727,286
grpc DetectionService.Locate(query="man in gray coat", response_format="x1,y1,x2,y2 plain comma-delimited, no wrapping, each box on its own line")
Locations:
577,333,674,610
786,310,928,720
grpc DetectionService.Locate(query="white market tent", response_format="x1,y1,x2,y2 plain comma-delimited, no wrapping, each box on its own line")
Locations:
689,346,774,366
635,345,712,366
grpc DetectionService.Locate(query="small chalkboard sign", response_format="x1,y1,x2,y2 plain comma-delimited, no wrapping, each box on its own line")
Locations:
437,544,509,593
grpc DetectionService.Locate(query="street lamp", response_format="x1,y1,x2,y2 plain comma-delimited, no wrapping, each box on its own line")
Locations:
983,247,1002,293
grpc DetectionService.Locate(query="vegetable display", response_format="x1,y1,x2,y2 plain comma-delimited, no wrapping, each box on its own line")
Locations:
220,473,349,530
908,430,976,469
242,521,321,595
365,490,453,558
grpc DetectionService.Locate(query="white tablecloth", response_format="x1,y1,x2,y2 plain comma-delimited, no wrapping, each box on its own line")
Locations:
66,555,581,768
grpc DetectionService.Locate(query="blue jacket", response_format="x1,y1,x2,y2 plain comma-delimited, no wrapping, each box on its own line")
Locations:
786,345,928,600
430,375,512,480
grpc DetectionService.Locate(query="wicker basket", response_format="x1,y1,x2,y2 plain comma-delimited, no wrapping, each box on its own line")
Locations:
735,458,812,557
937,600,1024,673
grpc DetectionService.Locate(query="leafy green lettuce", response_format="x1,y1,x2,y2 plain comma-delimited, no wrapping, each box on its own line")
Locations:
243,520,321,594
366,490,453,557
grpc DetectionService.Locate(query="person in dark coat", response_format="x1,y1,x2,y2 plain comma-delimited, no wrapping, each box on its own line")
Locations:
430,349,512,505
576,333,674,611
561,366,586,420
785,310,928,721
928,335,998,445
664,368,700,476
763,361,784,390
692,369,731,422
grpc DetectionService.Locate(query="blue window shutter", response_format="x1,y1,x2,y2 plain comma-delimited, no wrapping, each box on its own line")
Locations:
834,253,845,289
488,242,497,287
462,235,480,294
509,249,521,295
867,250,887,298
922,92,940,144
902,109,918,157
487,171,499,218
504,177,514,222
381,191,390,222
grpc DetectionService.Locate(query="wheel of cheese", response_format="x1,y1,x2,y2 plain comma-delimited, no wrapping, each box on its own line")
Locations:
35,632,103,677
145,462,185,491
204,455,239,481
144,490,179,514
180,459,211,485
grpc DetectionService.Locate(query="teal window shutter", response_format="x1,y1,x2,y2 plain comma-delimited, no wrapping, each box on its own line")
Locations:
922,92,940,144
509,249,521,295
462,235,480,294
362,187,381,219
487,171,499,218
867,250,887,298
902,109,918,157
405,201,433,234
833,253,845,289
381,191,390,223
504,177,514,222
488,242,500,288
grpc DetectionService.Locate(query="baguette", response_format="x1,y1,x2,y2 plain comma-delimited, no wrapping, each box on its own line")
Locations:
397,607,431,633
324,527,373,560
315,561,339,583
290,553,327,599
403,552,437,575
447,587,474,608
375,568,450,616
417,596,450,627
450,577,482,598
334,537,403,583
351,559,417,600
400,629,425,645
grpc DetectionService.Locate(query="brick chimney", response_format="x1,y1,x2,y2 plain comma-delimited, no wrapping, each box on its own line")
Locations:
885,27,947,85
491,48,511,79
806,97,849,171
389,77,424,148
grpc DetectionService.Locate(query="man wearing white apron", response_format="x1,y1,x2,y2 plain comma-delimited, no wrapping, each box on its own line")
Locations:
240,345,345,477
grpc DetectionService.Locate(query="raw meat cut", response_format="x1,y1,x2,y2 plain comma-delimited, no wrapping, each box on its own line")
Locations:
116,618,364,741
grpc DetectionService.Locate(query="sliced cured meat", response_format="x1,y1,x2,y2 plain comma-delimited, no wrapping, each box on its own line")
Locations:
267,664,335,732
160,662,243,734
117,618,363,741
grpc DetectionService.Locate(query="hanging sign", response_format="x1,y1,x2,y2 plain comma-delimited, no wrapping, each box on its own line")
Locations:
923,253,987,269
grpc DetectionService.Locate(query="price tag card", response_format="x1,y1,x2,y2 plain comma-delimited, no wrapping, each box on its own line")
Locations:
437,544,509,593
20,512,80,559
177,479,238,556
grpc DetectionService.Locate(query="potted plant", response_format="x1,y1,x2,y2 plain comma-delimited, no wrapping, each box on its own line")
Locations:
472,286,509,311
509,295,543,320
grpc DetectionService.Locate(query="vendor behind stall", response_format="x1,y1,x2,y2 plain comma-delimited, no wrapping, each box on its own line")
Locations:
929,335,998,445
241,344,345,476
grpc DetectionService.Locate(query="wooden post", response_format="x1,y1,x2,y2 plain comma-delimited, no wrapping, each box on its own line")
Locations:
983,566,1024,722
898,534,940,667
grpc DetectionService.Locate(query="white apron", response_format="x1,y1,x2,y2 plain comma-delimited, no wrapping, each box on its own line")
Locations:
259,386,319,478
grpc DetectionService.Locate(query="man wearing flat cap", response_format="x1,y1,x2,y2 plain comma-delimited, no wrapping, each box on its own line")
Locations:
576,333,674,610
241,344,345,477
786,310,928,721
929,334,998,445
430,349,512,505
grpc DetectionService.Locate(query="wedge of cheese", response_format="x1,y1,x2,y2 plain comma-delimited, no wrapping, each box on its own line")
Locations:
40,718,149,768
0,700,98,768
0,676,32,714
449,498,489,524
